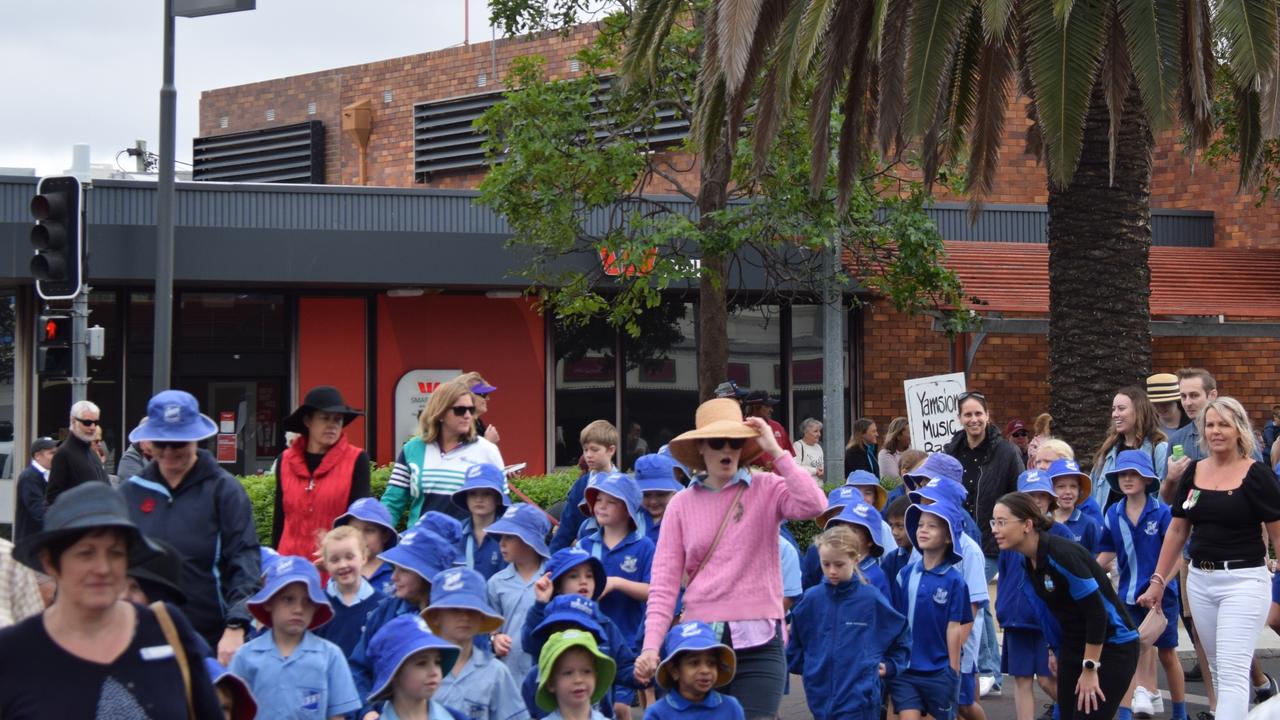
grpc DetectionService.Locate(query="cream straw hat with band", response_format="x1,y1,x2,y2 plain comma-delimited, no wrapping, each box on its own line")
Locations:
1146,373,1180,404
667,398,763,472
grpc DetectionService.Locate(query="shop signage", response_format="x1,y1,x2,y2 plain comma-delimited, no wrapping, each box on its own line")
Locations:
903,372,967,453
394,369,462,444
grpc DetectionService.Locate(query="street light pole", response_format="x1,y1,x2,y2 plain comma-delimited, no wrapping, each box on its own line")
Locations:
822,238,845,485
154,0,177,394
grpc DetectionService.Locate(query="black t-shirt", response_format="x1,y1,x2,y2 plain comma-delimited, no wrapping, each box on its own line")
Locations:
0,602,223,719
1171,460,1280,562
1027,533,1136,648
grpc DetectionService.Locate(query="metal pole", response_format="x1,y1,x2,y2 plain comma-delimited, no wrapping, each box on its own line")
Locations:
822,239,845,485
154,0,176,394
70,287,89,404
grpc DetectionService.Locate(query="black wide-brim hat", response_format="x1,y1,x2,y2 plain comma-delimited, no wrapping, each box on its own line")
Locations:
14,482,161,572
742,389,779,406
283,385,363,434
127,537,188,605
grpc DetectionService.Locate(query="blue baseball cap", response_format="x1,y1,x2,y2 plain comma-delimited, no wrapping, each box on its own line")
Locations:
450,463,512,513
246,555,333,629
634,454,683,494
335,498,399,548
530,593,607,648
584,472,644,529
367,614,461,703
1017,469,1058,497
203,658,257,720
128,389,218,443
486,504,551,559
1105,449,1158,493
1046,458,1093,501
903,452,964,490
844,470,888,510
657,621,736,690
423,567,504,635
905,501,964,566
378,526,459,583
825,500,886,557
908,476,969,507
546,547,607,600
817,484,861,528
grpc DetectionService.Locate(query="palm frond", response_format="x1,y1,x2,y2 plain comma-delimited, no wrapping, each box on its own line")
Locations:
794,0,843,75
1116,0,1180,130
1014,12,1046,164
727,0,792,129
904,0,973,136
622,0,685,84
809,0,867,196
1180,0,1214,148
690,2,727,153
836,0,878,209
1262,18,1280,138
1238,86,1264,188
980,0,1013,40
1214,0,1278,90
751,0,810,176
944,7,986,160
964,23,1016,212
719,0,767,96
1101,11,1133,184
876,0,913,154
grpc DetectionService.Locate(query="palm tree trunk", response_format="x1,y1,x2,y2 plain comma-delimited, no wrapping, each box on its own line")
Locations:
1046,80,1153,468
697,132,732,401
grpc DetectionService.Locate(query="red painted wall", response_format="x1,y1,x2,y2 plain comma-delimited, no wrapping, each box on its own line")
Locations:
375,294,547,474
297,297,368,448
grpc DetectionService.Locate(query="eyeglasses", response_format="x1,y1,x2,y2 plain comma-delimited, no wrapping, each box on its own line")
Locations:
450,406,476,417
706,438,746,450
74,417,98,427
1012,430,1028,438
151,441,190,450
989,518,1024,529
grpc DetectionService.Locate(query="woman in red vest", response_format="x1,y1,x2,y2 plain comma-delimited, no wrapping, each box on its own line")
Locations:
272,386,370,558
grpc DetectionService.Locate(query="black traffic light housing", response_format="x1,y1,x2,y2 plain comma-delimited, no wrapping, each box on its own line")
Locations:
30,175,85,300
37,314,71,377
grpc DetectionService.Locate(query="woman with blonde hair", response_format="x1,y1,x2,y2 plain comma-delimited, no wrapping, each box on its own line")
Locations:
877,417,911,479
381,379,504,526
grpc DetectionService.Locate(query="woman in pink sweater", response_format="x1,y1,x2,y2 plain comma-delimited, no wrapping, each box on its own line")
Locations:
634,398,827,719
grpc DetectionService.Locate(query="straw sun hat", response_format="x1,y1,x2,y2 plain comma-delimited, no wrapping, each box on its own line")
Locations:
667,398,762,472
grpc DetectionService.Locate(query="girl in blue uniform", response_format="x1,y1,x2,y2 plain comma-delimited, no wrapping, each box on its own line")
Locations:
824,500,893,600
334,497,399,595
1047,459,1102,552
452,462,512,580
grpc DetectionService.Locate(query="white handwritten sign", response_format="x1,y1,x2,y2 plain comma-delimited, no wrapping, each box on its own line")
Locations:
903,372,968,453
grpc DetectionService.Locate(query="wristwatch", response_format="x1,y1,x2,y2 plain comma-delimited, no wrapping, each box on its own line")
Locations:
1082,659,1101,671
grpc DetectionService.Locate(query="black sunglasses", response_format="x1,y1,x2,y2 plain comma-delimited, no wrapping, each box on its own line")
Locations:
151,440,189,450
706,437,747,450
450,405,476,417
957,391,986,403
74,417,98,427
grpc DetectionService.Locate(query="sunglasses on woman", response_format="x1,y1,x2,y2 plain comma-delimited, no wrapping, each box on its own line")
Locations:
450,405,476,417
706,437,746,450
151,441,189,450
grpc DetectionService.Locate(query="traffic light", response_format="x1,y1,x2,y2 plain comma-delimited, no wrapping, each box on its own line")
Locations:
29,175,84,300
37,314,71,377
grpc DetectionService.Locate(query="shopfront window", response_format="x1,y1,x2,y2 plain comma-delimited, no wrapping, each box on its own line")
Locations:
553,316,617,468
728,303,786,436
790,304,850,447
0,293,14,479
620,301,697,470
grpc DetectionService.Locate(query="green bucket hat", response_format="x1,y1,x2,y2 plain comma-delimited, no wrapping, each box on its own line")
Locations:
535,629,617,712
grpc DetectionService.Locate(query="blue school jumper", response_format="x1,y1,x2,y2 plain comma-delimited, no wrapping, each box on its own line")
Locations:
787,577,909,720
314,577,383,657
228,629,362,720
367,560,395,596
578,528,655,648
488,561,547,681
1059,508,1102,553
435,646,528,720
644,689,746,720
349,596,420,707
459,518,508,581
859,556,892,600
881,545,913,595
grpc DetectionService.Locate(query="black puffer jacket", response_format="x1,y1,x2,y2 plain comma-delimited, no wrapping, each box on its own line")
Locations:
945,424,1025,557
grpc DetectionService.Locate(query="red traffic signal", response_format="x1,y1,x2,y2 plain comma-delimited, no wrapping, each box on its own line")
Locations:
36,314,71,377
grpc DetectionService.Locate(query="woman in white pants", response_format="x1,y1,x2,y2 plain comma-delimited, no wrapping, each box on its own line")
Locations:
1141,396,1280,718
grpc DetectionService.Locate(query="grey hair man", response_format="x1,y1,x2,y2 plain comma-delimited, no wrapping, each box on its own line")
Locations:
45,400,109,505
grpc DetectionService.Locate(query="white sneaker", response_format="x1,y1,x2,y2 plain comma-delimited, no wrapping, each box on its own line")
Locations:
1149,688,1164,714
979,675,995,697
1132,686,1154,718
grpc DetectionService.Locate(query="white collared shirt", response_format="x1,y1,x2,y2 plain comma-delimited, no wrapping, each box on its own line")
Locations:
30,460,49,481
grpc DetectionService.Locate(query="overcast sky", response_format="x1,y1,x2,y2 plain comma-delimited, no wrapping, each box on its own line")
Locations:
1,0,490,175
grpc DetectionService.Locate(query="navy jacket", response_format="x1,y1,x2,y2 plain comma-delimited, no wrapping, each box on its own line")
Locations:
122,450,260,647
549,471,592,553
521,598,639,688
314,583,383,658
13,463,47,544
787,578,910,720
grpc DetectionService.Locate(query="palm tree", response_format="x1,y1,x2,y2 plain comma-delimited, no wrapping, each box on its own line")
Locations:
628,0,1278,459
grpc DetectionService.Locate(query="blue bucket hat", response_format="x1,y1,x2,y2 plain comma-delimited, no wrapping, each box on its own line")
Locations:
817,485,861,528
657,621,737,690
451,463,512,514
1046,458,1093,502
367,614,461,703
844,469,888,510
128,389,218,443
657,444,692,484
335,498,399,548
1017,469,1058,497
259,546,279,569
423,567,505,635
903,452,964,490
825,500,886,557
634,454,683,494
1105,449,1159,493
546,547,607,600
486,504,551,559
204,658,257,720
905,501,964,566
583,472,644,529
908,476,969,507
410,511,465,549
530,594,607,648
378,526,459,583
246,555,334,629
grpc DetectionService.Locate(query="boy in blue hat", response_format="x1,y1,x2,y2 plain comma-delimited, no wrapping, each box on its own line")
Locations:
890,503,975,720
1045,458,1102,552
633,454,682,543
334,497,399,595
315,525,385,658
577,473,654,652
425,567,529,720
823,500,893,600
229,555,361,720
204,657,258,720
1096,450,1187,720
550,420,620,553
487,503,553,680
366,614,469,720
646,621,745,720
881,496,915,594
453,463,512,581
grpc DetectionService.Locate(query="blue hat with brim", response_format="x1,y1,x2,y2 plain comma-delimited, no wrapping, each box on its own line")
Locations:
584,472,644,529
451,463,511,513
368,614,460,703
486,504,551,559
546,547,607,600
258,546,279,570
335,498,399,548
1105,449,1159,493
903,452,964,490
905,501,964,566
634,454,683,494
423,567,504,634
410,511,465,548
825,500,886,557
1046,458,1093,502
844,470,888,510
1017,469,1058,497
817,484,861,527
378,527,458,583
656,444,692,485
128,389,219,443
246,555,334,629
658,621,736,690
908,477,969,507
204,658,257,720
530,594,607,648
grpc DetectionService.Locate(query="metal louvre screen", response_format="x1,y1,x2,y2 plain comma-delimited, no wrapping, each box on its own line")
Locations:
193,121,325,183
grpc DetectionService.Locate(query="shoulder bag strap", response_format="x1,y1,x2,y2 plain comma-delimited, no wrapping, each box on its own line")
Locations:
686,482,748,588
151,601,196,720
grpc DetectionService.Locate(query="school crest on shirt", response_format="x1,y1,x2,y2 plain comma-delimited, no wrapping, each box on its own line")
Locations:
1144,521,1159,536
621,556,638,573
300,688,321,711
1043,576,1056,592
932,587,949,605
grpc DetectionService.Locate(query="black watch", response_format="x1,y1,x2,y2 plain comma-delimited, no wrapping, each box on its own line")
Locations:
1081,658,1101,671
226,620,249,632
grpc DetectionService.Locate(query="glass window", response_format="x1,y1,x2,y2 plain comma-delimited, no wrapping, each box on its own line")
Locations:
790,304,850,448
0,293,13,479
727,303,785,434
178,293,285,352
620,301,697,470
552,316,617,468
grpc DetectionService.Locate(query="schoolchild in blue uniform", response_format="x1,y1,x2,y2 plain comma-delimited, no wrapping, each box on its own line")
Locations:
229,555,362,720
904,456,983,548
315,525,384,657
334,496,399,595
889,502,974,720
535,630,617,720
550,420,619,553
487,503,553,681
522,594,637,718
801,484,862,589
1047,459,1102,552
881,496,915,594
788,524,909,720
645,622,745,720
634,454,683,544
824,500,893,600
1041,455,1104,527
844,469,895,549
1096,450,1187,720
453,463,512,581
365,614,469,720
425,567,530,720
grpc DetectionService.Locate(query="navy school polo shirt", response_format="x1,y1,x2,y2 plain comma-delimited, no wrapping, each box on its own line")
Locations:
579,528,655,648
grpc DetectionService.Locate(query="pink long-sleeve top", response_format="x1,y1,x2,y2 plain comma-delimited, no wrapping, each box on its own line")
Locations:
642,451,828,651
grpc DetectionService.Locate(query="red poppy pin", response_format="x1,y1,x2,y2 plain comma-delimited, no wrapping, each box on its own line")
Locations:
140,498,156,514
